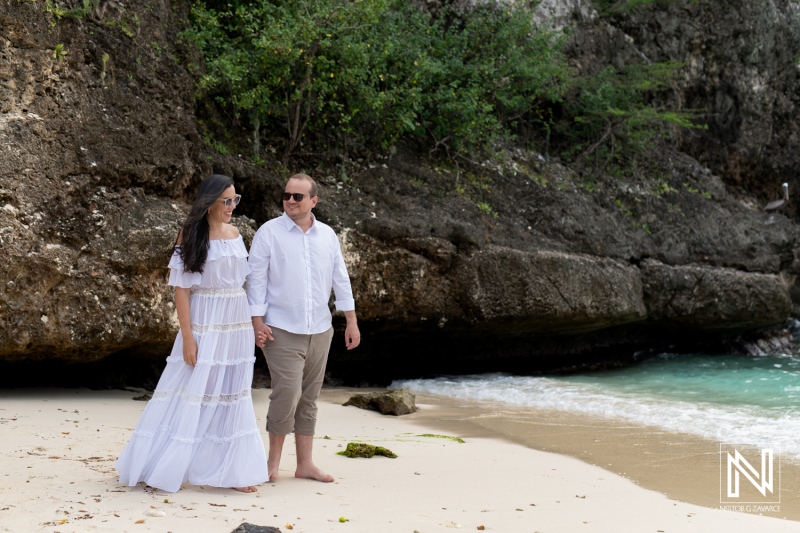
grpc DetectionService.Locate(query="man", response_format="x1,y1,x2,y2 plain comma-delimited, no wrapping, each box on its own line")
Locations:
247,173,360,483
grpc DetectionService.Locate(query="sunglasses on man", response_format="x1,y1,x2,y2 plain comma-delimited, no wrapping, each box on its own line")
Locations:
216,194,242,207
282,192,312,202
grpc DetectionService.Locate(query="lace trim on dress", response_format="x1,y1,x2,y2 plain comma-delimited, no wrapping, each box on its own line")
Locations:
191,287,246,298
166,355,255,366
171,428,260,444
131,426,260,444
191,321,252,334
149,387,252,406
132,424,172,439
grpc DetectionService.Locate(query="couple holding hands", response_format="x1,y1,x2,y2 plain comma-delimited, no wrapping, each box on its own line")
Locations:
115,173,360,493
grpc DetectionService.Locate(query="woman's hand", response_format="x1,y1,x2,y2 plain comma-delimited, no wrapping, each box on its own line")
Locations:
183,336,198,367
252,317,273,348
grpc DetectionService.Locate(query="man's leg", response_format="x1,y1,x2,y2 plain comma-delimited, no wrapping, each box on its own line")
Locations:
262,327,307,480
294,327,334,482
295,433,333,482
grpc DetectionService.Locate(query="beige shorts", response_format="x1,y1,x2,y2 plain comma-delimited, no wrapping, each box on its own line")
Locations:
261,326,334,435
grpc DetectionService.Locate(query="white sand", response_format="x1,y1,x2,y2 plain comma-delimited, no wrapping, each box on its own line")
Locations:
0,388,796,533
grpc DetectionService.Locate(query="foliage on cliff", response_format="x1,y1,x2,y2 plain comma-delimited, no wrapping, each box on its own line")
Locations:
182,0,701,179
184,0,569,161
36,0,701,179
557,61,700,176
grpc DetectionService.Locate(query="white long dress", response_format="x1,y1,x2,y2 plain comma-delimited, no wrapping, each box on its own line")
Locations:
115,236,269,492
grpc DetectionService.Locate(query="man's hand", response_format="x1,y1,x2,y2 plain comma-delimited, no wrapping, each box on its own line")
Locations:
344,311,360,350
252,317,274,348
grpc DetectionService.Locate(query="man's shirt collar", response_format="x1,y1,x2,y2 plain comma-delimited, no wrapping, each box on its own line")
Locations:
281,211,318,233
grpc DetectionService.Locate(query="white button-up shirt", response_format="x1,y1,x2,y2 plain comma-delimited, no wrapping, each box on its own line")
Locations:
246,212,356,335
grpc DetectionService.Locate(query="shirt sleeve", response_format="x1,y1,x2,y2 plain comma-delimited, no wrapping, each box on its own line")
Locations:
167,250,202,288
246,228,271,317
331,234,356,312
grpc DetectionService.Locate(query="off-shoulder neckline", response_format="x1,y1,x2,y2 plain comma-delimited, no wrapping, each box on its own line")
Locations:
209,235,242,243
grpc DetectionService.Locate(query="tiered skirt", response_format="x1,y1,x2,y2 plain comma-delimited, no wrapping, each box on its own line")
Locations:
115,287,268,492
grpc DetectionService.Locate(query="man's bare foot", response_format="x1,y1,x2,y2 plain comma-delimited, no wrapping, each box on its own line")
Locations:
233,486,258,493
295,464,334,483
268,461,279,482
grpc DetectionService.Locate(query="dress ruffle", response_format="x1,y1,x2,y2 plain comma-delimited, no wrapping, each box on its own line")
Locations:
168,237,250,289
205,236,249,262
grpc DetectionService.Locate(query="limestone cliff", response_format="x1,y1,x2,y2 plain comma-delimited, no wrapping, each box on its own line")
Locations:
1,0,799,385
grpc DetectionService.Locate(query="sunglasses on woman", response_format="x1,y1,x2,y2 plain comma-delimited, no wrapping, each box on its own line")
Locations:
282,192,311,202
216,194,242,207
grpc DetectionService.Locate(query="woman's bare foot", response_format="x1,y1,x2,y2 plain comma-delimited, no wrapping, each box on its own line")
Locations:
295,464,334,483
233,486,258,493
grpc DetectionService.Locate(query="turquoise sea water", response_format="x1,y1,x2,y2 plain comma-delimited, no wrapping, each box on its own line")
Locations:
392,352,800,462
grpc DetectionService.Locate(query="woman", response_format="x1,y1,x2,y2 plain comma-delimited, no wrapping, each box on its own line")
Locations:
115,174,269,493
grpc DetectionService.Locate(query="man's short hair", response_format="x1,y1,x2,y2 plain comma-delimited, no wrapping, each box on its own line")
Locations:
287,173,318,198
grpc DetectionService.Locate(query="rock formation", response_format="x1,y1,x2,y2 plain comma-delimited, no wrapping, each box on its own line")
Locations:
343,388,417,416
2,0,800,386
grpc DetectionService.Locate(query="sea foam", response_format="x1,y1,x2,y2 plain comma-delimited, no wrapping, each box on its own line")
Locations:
393,353,800,463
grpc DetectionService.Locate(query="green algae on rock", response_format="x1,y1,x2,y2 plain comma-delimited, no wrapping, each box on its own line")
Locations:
337,442,398,459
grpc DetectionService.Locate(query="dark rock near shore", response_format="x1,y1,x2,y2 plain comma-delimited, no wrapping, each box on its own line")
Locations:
343,388,417,416
230,524,281,533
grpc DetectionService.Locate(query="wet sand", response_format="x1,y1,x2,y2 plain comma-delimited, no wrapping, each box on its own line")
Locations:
391,390,800,522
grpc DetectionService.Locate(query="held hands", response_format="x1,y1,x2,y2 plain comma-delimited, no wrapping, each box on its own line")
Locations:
253,318,274,348
183,336,198,367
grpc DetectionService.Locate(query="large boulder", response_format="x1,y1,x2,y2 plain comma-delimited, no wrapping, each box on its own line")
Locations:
456,247,647,334
641,260,792,329
342,230,647,334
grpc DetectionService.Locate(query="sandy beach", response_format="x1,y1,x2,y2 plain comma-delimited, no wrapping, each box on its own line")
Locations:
1,387,797,533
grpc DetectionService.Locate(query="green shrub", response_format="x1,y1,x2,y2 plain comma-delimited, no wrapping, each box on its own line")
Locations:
557,61,701,175
45,0,99,20
52,43,67,60
185,0,569,160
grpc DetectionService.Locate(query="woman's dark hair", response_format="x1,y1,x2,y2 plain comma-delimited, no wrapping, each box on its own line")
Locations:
175,174,234,273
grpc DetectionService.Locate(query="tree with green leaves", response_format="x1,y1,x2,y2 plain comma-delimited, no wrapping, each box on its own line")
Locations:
559,61,701,175
186,0,569,161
